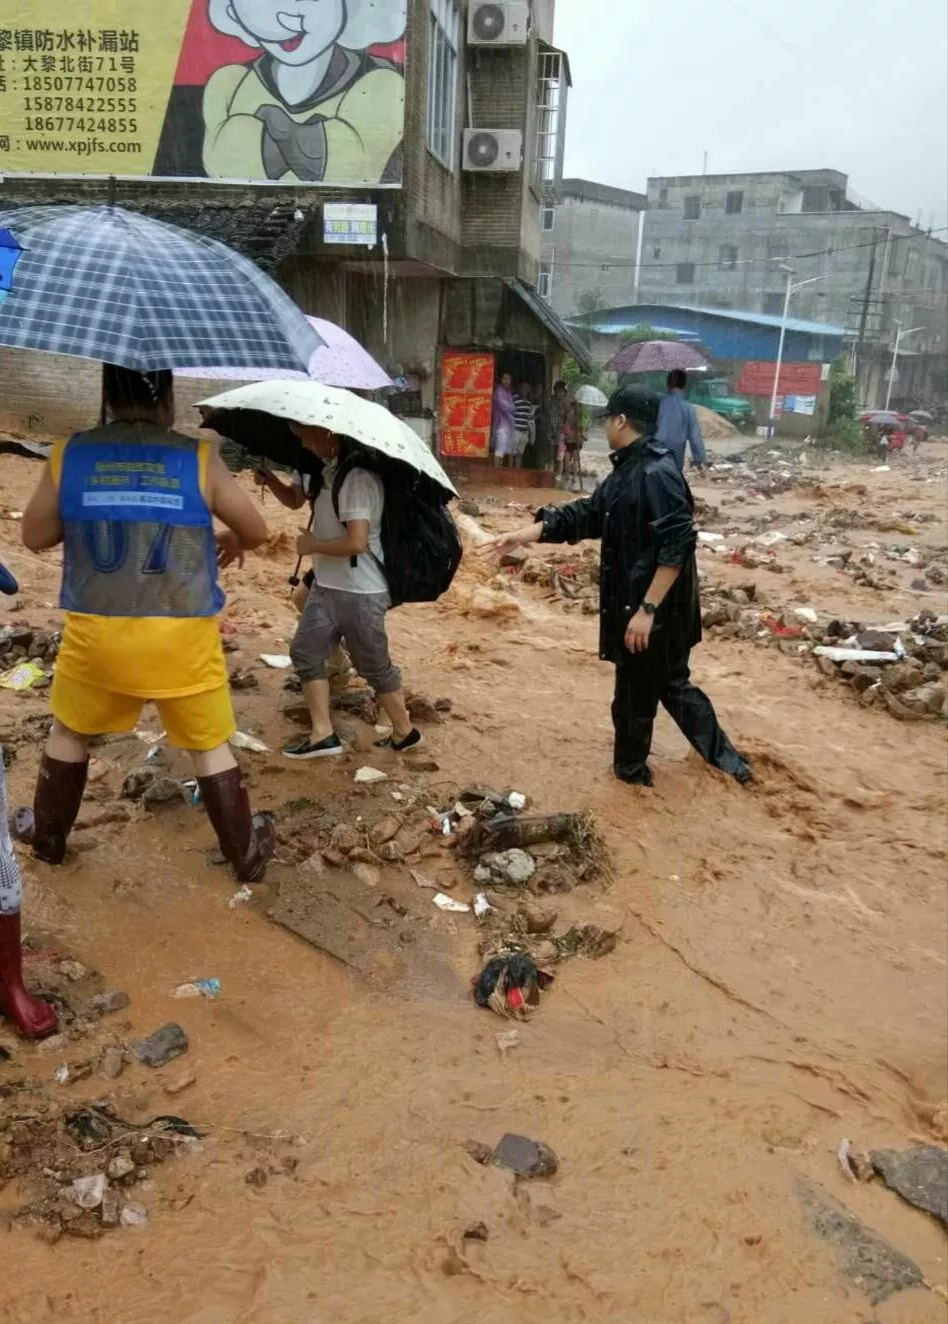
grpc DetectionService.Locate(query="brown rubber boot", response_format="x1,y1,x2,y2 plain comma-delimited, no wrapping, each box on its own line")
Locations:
11,755,89,865
198,767,275,883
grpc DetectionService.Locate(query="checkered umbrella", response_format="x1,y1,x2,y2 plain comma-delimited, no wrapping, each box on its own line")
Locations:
0,204,322,374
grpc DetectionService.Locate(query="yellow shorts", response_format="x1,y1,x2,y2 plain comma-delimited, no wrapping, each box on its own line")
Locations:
51,673,236,752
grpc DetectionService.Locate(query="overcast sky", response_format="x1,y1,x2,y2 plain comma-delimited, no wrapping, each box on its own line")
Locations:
555,0,948,231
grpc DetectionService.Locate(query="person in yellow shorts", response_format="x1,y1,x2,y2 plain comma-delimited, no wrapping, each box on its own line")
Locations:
11,365,276,883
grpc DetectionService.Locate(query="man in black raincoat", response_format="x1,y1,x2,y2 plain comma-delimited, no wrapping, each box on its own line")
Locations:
487,386,751,787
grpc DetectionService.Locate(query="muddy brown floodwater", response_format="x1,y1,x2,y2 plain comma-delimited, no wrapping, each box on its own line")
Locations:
1,444,947,1324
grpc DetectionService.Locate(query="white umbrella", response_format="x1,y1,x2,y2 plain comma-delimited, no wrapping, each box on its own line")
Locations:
573,384,608,407
197,380,456,496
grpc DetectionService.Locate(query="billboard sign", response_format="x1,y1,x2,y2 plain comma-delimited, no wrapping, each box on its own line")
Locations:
0,1,406,184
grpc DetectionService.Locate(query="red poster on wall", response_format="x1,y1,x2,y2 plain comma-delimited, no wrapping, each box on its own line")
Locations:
439,351,495,458
738,361,823,397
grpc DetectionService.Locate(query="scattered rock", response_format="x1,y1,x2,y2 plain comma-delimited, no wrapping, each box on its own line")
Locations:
500,547,529,568
85,990,131,1017
882,662,924,695
463,1221,490,1242
351,862,381,888
464,1139,494,1167
406,692,441,724
354,766,388,785
72,1174,107,1210
245,1166,268,1190
131,1022,189,1069
797,1179,924,1305
491,1133,559,1179
97,1047,125,1081
100,1190,120,1228
519,901,557,934
870,1146,948,1225
107,1152,135,1181
369,816,400,846
119,1202,148,1228
816,656,839,679
476,849,536,888
163,1069,196,1097
57,959,89,982
329,823,361,854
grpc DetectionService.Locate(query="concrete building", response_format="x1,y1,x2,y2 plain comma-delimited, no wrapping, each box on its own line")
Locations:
640,169,948,406
541,178,645,319
0,0,587,472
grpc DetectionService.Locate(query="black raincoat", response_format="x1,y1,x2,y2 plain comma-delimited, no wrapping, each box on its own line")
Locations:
536,437,701,667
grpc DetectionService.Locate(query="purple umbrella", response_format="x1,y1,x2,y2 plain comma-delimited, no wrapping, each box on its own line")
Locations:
606,340,710,374
177,316,393,390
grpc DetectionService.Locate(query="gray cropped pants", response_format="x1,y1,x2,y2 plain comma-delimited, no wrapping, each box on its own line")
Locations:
0,755,22,915
290,584,401,696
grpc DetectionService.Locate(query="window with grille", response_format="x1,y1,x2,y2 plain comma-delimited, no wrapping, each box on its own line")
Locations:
719,245,739,271
725,190,744,214
535,49,566,187
538,259,554,300
426,0,460,168
683,195,701,220
676,262,695,284
541,207,555,232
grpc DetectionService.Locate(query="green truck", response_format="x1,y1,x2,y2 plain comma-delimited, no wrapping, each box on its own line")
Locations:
687,377,755,432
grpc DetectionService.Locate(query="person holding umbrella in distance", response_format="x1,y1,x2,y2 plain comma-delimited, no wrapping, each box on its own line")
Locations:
482,386,752,788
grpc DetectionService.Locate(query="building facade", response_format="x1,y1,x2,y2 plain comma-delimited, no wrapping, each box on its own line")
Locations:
541,177,645,319
639,169,948,406
0,0,586,464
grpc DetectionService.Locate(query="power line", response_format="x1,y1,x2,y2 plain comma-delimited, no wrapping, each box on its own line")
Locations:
542,226,948,272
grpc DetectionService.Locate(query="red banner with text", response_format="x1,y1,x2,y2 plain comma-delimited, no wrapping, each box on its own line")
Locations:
439,351,495,459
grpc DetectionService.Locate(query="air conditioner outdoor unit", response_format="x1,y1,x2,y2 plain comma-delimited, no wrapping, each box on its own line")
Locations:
468,1,530,45
462,128,523,172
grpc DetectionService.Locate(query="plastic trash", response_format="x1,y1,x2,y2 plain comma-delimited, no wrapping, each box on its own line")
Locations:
231,731,268,753
0,660,46,691
354,766,388,785
814,646,899,663
180,778,201,806
794,607,819,625
474,892,492,918
259,654,293,669
433,893,470,913
872,465,891,472
172,979,221,1000
53,1064,71,1084
228,885,253,909
506,791,527,812
697,531,725,544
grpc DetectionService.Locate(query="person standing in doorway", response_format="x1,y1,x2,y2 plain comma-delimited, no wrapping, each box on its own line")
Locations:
11,366,276,883
513,381,536,468
284,426,421,759
491,372,517,469
483,386,751,788
656,369,707,471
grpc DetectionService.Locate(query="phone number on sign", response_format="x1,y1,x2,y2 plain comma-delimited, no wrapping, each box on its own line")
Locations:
24,116,138,134
19,76,137,92
24,97,137,113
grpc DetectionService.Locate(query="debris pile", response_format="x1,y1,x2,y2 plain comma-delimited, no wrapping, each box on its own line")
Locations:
0,625,59,691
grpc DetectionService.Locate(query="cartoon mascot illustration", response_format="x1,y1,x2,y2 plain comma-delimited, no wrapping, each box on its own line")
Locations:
204,0,406,183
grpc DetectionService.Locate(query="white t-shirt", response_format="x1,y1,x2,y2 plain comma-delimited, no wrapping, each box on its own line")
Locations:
311,464,388,596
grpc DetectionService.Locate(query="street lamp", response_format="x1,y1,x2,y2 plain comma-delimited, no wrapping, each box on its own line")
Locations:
768,268,828,437
884,322,926,411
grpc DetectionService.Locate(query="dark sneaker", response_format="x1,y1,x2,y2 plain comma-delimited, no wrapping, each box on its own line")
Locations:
733,761,754,786
614,764,654,787
282,734,343,760
374,728,424,753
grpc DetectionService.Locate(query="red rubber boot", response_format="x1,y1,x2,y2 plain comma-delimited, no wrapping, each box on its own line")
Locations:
11,754,88,864
0,911,58,1039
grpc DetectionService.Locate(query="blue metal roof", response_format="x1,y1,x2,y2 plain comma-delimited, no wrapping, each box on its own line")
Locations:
571,302,849,338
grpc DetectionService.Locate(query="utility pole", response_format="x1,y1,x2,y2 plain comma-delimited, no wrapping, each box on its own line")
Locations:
855,228,880,389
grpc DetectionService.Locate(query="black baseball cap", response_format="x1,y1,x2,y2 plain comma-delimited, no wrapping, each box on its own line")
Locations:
600,385,661,432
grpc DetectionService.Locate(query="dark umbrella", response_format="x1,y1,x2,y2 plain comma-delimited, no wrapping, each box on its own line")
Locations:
606,340,710,374
0,204,321,373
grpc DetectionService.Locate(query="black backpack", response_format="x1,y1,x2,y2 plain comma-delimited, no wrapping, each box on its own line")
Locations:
329,447,463,608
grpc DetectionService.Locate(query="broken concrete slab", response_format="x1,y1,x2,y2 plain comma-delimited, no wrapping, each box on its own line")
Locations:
797,1179,924,1305
870,1146,948,1226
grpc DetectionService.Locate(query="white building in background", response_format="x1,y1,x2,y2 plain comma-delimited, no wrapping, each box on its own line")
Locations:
541,178,646,319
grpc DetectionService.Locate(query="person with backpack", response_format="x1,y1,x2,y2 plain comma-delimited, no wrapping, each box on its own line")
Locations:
284,424,423,759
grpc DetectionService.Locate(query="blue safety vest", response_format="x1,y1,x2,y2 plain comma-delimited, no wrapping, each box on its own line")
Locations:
58,424,224,618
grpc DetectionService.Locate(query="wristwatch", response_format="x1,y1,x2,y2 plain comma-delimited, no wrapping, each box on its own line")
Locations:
641,601,658,616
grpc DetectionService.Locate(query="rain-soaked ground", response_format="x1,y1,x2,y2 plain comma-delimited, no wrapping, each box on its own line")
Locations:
1,440,946,1324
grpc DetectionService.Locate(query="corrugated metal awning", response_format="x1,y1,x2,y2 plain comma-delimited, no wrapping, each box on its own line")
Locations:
505,278,593,373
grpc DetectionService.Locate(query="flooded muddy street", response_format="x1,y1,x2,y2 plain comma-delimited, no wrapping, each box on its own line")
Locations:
1,446,947,1323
